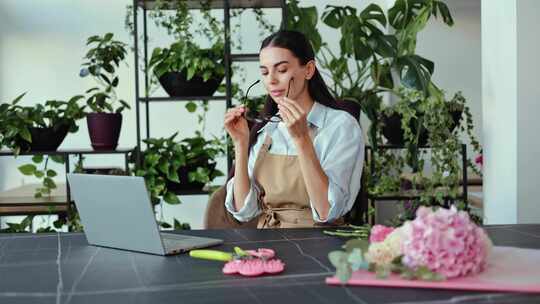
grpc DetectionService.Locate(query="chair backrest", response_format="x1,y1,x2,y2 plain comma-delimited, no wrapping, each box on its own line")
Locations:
335,99,368,225
203,185,258,229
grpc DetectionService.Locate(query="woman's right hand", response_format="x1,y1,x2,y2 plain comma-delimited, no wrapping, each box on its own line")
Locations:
224,106,249,145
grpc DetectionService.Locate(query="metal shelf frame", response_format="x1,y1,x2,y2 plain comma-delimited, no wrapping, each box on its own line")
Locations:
132,0,287,193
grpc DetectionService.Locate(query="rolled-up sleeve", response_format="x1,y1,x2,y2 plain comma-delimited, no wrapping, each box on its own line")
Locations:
224,134,265,222
311,114,365,223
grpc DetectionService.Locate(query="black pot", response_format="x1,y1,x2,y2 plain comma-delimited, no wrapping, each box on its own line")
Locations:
449,108,463,133
166,159,217,191
382,108,464,146
87,113,122,151
381,112,429,146
158,71,223,97
16,125,69,152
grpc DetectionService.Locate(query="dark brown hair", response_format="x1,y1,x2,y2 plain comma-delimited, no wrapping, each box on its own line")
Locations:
228,30,340,179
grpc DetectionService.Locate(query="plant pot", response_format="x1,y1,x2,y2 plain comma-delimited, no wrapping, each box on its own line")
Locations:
16,125,69,152
449,108,463,133
166,159,217,191
87,113,122,151
158,71,223,97
381,112,429,146
382,108,463,146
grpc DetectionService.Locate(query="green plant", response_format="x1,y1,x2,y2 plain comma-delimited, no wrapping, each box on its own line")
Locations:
142,1,225,92
18,154,66,198
157,218,191,230
149,41,225,82
0,93,86,198
287,1,453,146
0,93,86,154
368,87,482,225
135,132,225,206
80,33,130,113
286,1,484,223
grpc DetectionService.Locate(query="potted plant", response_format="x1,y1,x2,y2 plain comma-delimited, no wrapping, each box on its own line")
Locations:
0,92,86,198
80,33,130,150
288,1,484,224
0,93,85,153
134,132,225,205
145,1,225,97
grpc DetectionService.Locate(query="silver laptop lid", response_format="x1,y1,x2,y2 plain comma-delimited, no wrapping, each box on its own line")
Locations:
67,174,165,255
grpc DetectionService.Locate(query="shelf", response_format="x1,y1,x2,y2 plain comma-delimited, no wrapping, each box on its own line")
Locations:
0,147,135,157
366,144,437,150
231,53,259,62
170,189,211,195
137,0,283,10
0,183,69,216
368,189,466,201
139,96,228,102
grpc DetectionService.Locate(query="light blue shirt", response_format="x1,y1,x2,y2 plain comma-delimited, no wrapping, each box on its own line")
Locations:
225,101,365,223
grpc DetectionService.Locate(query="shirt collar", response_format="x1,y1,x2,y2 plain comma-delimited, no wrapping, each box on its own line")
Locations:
257,101,327,134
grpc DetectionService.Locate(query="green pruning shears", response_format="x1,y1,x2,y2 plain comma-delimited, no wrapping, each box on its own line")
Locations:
190,247,275,261
189,246,249,262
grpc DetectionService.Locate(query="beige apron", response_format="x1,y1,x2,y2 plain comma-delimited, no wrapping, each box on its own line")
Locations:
253,131,344,229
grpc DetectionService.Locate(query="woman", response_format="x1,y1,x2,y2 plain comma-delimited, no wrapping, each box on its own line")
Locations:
224,30,364,228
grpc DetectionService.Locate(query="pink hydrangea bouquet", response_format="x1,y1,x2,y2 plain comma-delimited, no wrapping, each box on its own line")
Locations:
329,206,492,283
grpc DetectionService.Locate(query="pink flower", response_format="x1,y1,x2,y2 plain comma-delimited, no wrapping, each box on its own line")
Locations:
401,206,492,279
370,225,395,243
475,154,483,167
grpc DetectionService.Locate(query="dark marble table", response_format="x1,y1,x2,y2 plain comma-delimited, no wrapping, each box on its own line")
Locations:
0,225,539,304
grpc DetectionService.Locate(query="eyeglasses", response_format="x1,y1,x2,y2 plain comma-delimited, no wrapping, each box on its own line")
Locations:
243,78,293,123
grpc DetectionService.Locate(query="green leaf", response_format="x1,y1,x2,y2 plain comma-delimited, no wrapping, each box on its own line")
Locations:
372,35,397,58
396,55,434,94
168,169,180,183
112,77,119,87
46,169,57,177
375,266,390,279
344,239,369,253
158,221,172,229
360,3,386,27
18,164,37,175
158,159,169,175
11,92,27,105
347,248,368,271
185,102,197,113
19,127,32,143
328,251,347,267
163,191,180,205
434,1,454,26
35,171,45,178
104,32,113,42
32,155,44,163
43,177,56,189
336,263,352,283
50,155,65,164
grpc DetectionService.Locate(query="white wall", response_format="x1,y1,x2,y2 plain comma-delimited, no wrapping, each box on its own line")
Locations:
517,0,540,223
0,0,485,228
481,0,518,224
481,0,540,224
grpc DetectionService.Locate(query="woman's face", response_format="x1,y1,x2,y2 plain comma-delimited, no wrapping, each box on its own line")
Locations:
259,46,310,102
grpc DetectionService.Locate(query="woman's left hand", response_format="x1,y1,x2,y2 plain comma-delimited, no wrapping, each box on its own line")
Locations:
277,97,309,141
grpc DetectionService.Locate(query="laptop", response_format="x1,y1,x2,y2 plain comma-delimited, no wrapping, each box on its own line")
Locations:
67,173,223,255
